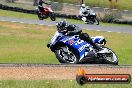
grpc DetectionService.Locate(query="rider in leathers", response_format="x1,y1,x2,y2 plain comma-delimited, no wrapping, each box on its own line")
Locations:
79,4,91,23
47,21,102,51
38,0,50,12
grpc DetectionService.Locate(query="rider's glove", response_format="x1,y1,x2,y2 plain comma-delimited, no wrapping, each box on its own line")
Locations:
47,43,51,48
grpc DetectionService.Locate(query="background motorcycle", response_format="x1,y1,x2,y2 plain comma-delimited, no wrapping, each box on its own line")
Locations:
36,5,56,21
47,31,118,65
81,9,99,25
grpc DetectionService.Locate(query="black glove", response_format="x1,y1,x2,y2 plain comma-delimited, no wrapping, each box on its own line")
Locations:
47,43,50,48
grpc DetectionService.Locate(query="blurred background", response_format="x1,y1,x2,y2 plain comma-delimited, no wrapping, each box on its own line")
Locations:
0,0,132,22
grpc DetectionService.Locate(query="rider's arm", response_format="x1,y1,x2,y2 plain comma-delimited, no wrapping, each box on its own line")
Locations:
66,26,82,36
79,10,83,16
80,7,88,16
79,7,84,16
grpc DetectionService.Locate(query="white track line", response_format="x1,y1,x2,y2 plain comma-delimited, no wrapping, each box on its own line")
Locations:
107,31,112,32
96,30,101,31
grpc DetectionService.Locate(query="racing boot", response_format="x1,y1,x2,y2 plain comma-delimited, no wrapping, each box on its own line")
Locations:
79,33,103,52
85,37,102,51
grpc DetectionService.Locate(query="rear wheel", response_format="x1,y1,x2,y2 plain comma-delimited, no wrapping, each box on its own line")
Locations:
38,13,44,20
55,46,79,64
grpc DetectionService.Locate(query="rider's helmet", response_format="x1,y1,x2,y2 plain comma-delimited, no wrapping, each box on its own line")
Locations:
81,4,86,8
56,20,68,33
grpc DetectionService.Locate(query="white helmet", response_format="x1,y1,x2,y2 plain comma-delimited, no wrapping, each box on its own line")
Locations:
81,4,86,8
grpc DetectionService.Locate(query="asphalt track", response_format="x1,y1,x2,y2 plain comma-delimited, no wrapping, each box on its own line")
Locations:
0,16,132,34
0,64,132,68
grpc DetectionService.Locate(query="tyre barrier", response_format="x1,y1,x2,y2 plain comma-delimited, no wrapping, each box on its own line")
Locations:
114,20,132,25
0,4,131,25
0,4,36,14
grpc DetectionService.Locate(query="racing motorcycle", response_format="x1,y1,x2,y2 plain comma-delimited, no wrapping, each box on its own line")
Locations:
81,9,99,25
47,31,118,65
36,5,56,21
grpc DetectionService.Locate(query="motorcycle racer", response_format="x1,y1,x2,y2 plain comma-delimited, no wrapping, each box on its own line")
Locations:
79,4,91,23
36,0,56,21
80,4,90,16
47,21,102,51
38,0,50,12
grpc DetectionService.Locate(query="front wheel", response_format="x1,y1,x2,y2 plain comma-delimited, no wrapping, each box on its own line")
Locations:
100,47,118,65
94,18,99,25
55,46,79,64
50,12,56,21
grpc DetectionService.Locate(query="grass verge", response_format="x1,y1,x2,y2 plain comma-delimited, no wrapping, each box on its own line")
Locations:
0,80,131,88
0,21,132,64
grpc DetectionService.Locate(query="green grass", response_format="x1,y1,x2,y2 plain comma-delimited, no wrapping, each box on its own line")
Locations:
0,80,131,88
0,10,37,19
0,21,132,64
0,21,58,63
0,9,132,28
53,0,132,10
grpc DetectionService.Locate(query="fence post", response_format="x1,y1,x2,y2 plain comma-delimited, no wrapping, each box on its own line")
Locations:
108,0,118,9
80,0,84,5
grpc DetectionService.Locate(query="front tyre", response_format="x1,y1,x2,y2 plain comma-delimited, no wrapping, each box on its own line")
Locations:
102,47,118,65
94,18,99,25
55,46,79,64
50,12,56,21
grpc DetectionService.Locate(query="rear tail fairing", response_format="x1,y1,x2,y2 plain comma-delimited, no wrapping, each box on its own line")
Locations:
91,36,106,45
59,36,93,61
47,7,53,12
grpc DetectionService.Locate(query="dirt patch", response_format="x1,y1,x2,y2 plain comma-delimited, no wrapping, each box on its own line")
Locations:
0,66,132,80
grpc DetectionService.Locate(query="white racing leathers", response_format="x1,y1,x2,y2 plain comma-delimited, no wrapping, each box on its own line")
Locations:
79,6,90,23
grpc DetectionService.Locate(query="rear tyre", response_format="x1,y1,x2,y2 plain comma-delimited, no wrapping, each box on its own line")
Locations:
55,46,79,64
38,13,44,20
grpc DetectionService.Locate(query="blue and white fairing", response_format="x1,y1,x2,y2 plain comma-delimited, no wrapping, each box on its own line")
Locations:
60,36,91,60
91,36,105,44
50,32,105,61
50,31,93,60
59,36,93,60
